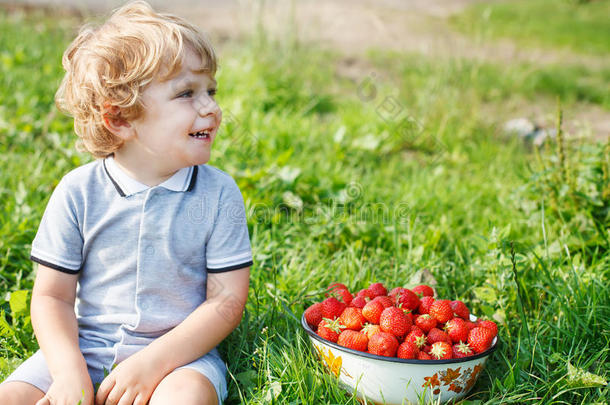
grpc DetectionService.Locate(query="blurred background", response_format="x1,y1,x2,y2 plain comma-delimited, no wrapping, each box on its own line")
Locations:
1,1,608,403
2,0,608,137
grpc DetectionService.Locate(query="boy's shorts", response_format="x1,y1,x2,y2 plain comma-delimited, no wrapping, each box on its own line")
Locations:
2,347,227,404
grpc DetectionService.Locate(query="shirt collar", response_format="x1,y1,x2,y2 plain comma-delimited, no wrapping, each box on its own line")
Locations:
103,156,198,197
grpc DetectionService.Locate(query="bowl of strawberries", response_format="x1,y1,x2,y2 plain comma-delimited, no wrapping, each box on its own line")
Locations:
302,282,498,405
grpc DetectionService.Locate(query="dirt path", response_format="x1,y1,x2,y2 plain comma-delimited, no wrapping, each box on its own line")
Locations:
187,0,610,139
8,0,608,67
3,0,608,138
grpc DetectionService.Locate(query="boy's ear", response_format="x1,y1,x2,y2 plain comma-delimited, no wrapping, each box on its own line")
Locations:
102,104,134,140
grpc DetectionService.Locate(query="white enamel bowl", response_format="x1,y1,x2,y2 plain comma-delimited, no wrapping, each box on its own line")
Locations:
302,314,497,405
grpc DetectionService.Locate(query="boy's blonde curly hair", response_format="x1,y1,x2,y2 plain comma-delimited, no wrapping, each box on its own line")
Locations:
55,0,217,158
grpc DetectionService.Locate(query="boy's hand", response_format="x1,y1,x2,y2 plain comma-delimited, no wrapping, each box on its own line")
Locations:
35,371,94,405
95,349,165,405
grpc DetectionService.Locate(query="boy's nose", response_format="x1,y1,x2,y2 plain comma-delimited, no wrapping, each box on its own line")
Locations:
196,98,222,125
195,95,219,116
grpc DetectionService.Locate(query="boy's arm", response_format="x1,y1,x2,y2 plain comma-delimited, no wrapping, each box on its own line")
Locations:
31,264,94,404
95,267,250,405
148,266,250,370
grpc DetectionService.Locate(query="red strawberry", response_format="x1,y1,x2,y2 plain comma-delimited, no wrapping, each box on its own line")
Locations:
452,342,474,358
404,329,427,349
430,341,453,360
362,300,385,325
368,282,387,297
418,296,435,314
415,314,437,333
468,326,495,353
450,300,470,320
368,332,399,357
327,283,353,304
412,284,434,297
321,297,346,320
379,307,412,338
395,288,421,311
349,295,368,308
388,286,403,299
429,299,453,323
337,329,368,352
404,310,414,325
465,321,477,331
357,288,376,299
339,307,366,330
418,351,433,360
427,327,451,345
371,295,394,308
304,302,323,328
445,318,469,343
478,320,498,337
397,341,419,359
410,324,424,334
317,318,344,343
362,323,382,339
333,288,353,305
422,344,432,354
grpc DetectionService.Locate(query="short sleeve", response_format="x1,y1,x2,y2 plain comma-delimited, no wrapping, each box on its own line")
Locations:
205,178,253,273
30,179,83,274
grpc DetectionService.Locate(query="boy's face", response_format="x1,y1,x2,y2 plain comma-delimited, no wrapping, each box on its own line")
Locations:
125,48,221,175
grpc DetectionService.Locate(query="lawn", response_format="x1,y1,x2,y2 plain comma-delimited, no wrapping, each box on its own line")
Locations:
1,4,609,405
451,0,610,56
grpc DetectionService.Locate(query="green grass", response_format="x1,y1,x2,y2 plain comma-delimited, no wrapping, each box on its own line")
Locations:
452,0,610,56
1,6,609,405
366,50,610,111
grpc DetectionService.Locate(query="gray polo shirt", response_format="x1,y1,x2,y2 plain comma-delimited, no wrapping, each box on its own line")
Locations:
30,157,252,367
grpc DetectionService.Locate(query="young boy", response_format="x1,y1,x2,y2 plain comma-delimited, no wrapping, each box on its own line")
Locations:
0,1,252,404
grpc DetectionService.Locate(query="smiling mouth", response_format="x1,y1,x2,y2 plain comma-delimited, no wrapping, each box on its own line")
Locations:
189,129,212,139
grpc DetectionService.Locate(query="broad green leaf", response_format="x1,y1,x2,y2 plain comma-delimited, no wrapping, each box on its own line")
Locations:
493,308,506,324
566,361,607,388
264,381,282,403
9,290,29,318
236,370,257,390
473,286,497,303
480,304,495,318
0,311,14,337
549,352,563,364
406,267,437,288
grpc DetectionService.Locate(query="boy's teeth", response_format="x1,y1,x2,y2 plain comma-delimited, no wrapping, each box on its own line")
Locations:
190,130,211,138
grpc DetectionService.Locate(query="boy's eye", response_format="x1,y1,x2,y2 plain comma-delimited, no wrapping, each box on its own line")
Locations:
207,88,217,97
178,90,194,98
